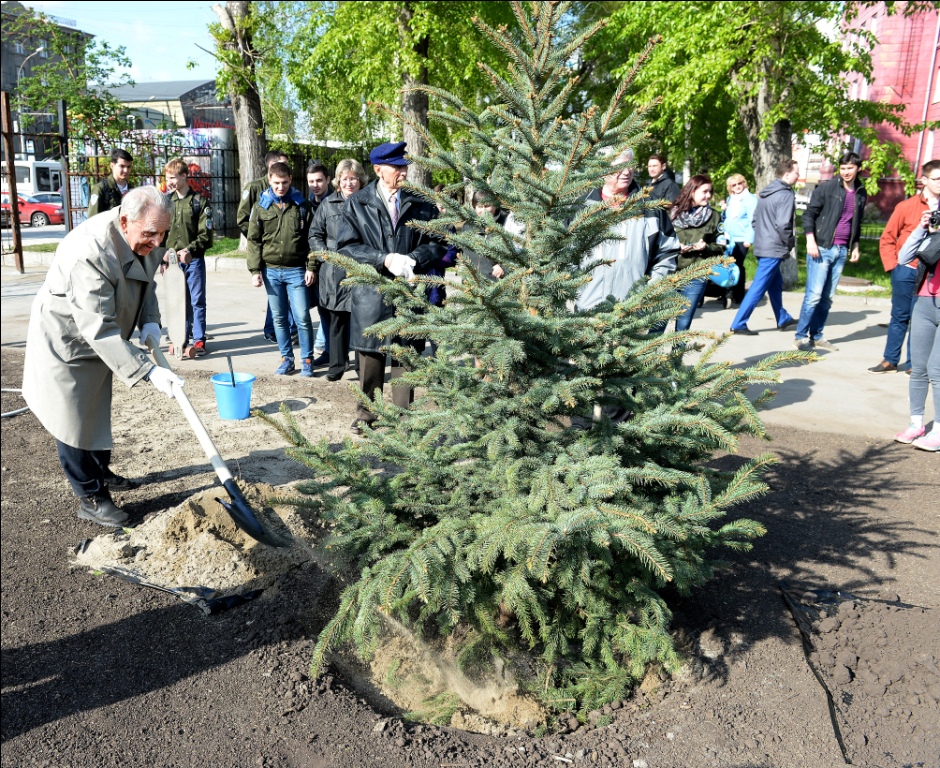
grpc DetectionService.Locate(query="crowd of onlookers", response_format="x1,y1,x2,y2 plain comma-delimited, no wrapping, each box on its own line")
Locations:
81,145,940,449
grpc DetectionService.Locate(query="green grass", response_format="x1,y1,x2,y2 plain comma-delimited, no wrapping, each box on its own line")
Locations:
204,236,242,257
25,237,243,257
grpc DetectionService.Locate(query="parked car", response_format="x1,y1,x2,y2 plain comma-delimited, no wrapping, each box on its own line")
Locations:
0,193,64,227
30,192,65,206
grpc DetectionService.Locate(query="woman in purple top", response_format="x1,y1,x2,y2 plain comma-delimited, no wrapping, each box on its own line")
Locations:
794,151,868,351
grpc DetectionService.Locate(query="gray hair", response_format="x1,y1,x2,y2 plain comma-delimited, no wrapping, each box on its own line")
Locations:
332,158,367,189
120,186,170,221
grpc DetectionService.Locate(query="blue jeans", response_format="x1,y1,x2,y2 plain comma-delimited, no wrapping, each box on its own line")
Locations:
675,277,708,331
884,265,917,366
180,257,207,344
731,256,793,331
795,245,847,341
264,304,296,338
262,267,314,360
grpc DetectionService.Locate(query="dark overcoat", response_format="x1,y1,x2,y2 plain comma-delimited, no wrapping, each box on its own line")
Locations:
336,181,445,352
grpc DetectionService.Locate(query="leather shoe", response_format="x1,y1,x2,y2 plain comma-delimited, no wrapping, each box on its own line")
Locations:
312,352,329,366
105,473,140,492
731,327,758,336
325,371,344,382
777,318,797,332
78,492,130,528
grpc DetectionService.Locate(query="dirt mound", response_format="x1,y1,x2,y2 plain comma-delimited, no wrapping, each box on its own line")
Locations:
371,628,546,734
71,482,315,594
808,597,939,766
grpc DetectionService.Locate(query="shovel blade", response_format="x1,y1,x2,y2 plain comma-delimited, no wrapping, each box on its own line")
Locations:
217,479,288,548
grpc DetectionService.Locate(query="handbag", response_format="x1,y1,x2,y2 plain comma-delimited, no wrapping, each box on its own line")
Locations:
709,262,740,288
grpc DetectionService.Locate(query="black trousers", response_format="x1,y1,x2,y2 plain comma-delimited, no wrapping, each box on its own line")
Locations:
728,242,748,305
321,306,350,378
356,339,425,421
56,440,111,497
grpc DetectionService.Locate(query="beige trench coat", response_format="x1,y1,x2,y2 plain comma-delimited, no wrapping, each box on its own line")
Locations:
22,208,162,450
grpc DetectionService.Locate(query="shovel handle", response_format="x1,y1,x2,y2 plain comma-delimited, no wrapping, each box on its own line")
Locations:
146,338,233,484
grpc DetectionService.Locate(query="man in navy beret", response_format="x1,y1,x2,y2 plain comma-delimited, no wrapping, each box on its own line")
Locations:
336,141,446,434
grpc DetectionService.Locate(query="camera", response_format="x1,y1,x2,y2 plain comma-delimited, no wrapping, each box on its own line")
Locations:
930,210,940,229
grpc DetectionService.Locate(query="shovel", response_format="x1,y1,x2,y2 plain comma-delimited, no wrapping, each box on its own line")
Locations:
146,339,286,548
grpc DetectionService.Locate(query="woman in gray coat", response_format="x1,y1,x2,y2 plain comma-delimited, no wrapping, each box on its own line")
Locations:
309,158,366,381
22,187,184,528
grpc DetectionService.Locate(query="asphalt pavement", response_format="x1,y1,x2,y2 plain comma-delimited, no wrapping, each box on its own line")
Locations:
0,253,919,441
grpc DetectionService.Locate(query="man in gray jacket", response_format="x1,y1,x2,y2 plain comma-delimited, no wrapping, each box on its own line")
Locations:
23,187,184,528
575,150,678,311
729,159,800,335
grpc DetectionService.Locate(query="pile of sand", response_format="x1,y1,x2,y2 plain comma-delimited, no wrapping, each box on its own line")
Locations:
72,482,315,596
350,618,546,735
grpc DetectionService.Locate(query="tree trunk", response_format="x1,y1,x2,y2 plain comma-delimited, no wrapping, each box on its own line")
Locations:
398,2,431,188
738,68,798,287
213,1,266,190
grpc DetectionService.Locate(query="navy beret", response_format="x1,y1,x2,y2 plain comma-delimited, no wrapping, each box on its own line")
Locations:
369,141,410,166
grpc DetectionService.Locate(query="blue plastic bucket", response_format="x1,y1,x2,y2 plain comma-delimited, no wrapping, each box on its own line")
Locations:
211,372,256,420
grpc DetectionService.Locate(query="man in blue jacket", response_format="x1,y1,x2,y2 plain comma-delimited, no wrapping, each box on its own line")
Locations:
794,151,868,351
730,159,800,335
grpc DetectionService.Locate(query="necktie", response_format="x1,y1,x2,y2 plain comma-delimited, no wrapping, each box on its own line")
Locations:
391,193,399,228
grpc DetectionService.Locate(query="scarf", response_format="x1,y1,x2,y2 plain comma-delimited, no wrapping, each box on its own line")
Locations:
673,205,712,230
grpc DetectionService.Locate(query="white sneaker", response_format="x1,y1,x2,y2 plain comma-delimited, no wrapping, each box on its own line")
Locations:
813,338,838,351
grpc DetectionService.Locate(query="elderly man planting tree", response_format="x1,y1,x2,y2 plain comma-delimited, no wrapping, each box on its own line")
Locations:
22,186,185,529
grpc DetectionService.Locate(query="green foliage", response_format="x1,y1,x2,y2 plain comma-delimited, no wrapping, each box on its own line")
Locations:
261,1,807,714
282,1,520,165
583,1,930,188
206,1,305,144
6,7,134,144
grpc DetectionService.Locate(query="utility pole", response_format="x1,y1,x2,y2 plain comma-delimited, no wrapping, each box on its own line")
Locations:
1,91,25,273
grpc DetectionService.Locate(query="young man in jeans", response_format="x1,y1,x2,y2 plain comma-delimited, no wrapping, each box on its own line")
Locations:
869,159,940,373
162,157,213,356
794,151,868,351
247,162,316,376
730,159,799,335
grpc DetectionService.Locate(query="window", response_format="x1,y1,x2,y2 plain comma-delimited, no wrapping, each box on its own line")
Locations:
39,40,49,58
16,167,31,185
13,41,25,55
37,167,52,192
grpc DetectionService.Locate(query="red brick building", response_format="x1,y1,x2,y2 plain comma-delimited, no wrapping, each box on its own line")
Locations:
846,2,940,215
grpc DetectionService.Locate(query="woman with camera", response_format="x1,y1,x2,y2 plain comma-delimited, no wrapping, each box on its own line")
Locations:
893,209,940,451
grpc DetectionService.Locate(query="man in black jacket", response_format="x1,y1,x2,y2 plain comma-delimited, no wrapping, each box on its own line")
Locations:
336,142,446,434
794,151,868,351
647,154,680,203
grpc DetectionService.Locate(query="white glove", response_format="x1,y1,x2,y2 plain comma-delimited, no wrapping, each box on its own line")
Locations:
147,366,184,399
139,322,162,349
386,252,416,279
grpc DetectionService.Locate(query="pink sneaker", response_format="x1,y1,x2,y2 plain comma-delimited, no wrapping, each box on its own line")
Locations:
911,431,940,452
894,424,926,444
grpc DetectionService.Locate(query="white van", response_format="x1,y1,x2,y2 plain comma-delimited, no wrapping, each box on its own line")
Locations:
0,160,64,198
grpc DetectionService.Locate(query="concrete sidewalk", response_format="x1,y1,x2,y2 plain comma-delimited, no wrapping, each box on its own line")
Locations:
1,259,919,441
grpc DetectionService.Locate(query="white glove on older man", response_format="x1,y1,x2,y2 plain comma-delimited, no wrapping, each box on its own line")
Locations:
385,252,416,280
146,366,184,399
138,322,162,348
